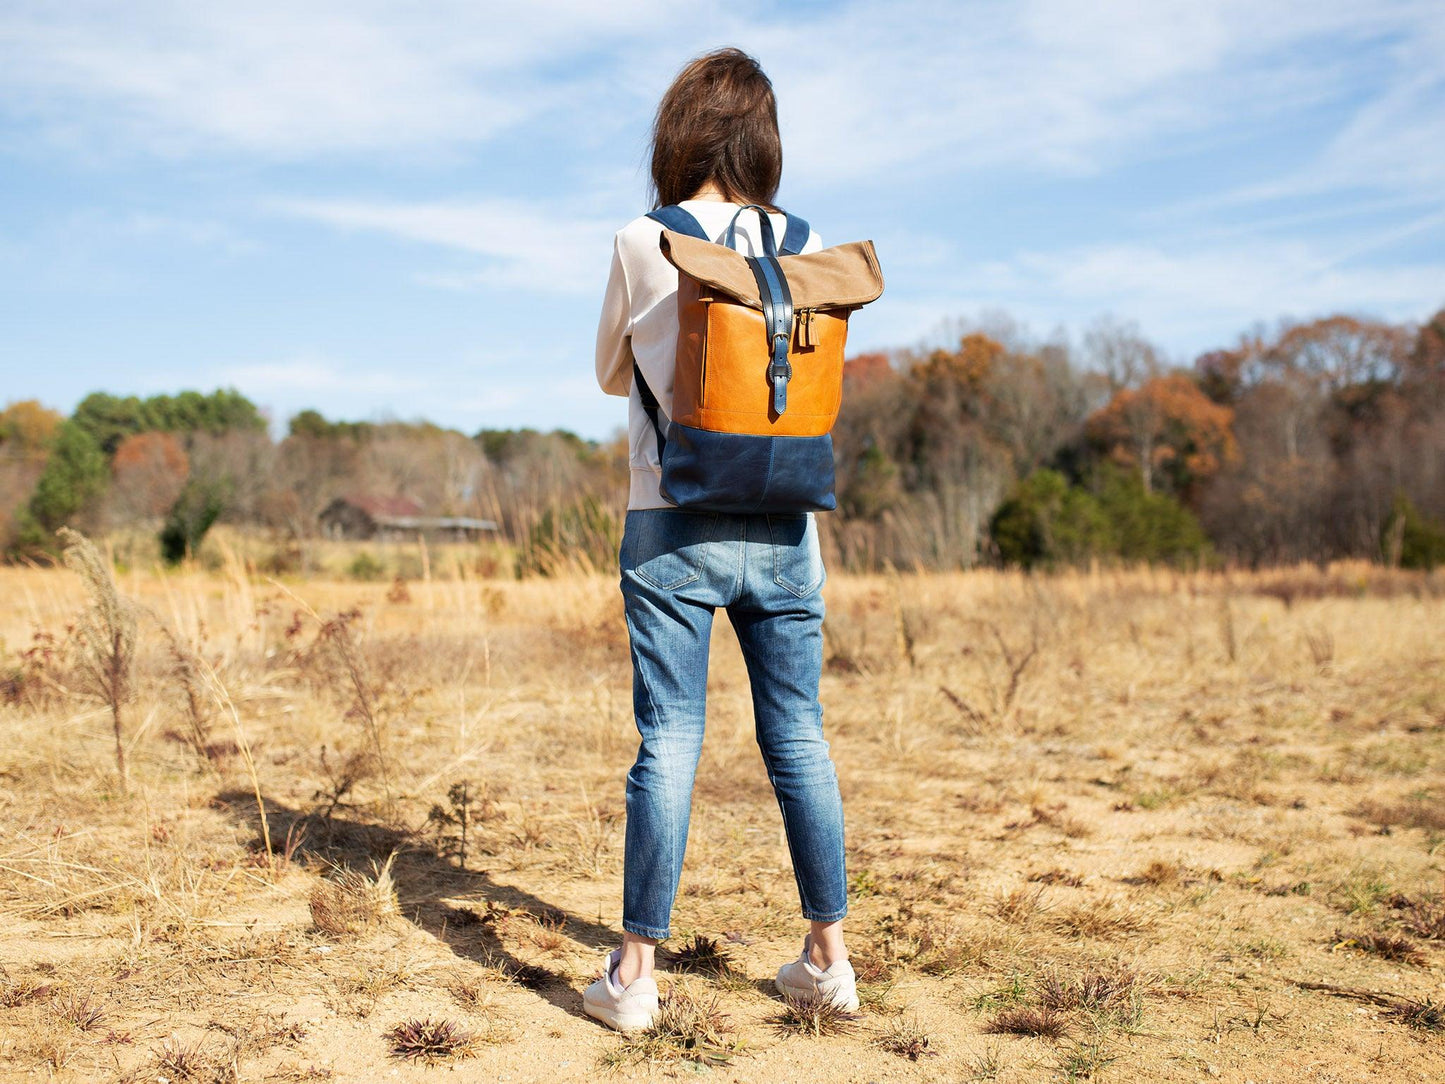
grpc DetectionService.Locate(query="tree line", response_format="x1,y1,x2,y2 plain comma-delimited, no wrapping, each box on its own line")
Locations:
2,306,1442,572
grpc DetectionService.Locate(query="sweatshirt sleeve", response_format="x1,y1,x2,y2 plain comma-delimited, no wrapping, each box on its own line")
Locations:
594,233,633,397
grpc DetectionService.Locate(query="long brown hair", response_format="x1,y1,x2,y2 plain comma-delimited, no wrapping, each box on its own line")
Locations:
649,48,782,210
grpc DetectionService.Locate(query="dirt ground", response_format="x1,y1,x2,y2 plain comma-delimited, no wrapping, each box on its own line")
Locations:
1,553,1442,1082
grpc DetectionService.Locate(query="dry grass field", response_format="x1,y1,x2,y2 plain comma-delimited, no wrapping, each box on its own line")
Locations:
1,540,1443,1083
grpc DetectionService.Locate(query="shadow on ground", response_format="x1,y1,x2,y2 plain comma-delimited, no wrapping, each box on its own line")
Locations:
216,790,619,1024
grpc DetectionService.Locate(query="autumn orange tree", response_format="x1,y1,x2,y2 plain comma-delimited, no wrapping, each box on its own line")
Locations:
111,431,189,522
1085,372,1238,498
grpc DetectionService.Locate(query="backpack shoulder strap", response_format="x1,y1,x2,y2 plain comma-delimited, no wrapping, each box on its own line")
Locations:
779,213,810,255
632,362,667,460
636,205,706,459
645,205,709,241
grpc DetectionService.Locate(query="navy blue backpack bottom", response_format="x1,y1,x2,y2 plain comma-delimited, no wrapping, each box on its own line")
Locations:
658,424,837,514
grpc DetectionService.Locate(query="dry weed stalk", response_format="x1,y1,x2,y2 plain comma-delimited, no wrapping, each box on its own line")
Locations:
151,1034,223,1080
316,608,394,808
889,570,916,670
56,527,138,789
1218,596,1237,662
196,654,273,871
988,622,1039,713
157,622,216,767
939,684,989,735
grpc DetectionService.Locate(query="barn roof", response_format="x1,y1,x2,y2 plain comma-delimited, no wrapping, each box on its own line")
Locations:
341,494,424,518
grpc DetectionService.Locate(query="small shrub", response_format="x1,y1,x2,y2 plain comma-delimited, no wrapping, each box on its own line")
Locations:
1386,998,1444,1032
992,885,1047,924
347,552,386,582
660,934,736,978
771,993,858,1037
1134,859,1183,885
1334,930,1427,967
0,974,54,1008
986,1006,1069,1039
151,1035,220,1081
160,478,227,564
384,1018,477,1063
1050,898,1150,938
1038,967,1139,1013
427,780,495,871
1381,492,1445,570
872,1015,937,1060
604,983,739,1068
1355,794,1445,834
52,992,105,1031
308,855,398,937
1390,893,1445,940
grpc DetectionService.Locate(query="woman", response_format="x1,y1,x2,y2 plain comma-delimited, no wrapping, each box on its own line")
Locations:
586,47,855,1033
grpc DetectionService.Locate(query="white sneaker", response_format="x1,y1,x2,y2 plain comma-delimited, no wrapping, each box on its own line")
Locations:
583,948,659,1033
774,933,859,1011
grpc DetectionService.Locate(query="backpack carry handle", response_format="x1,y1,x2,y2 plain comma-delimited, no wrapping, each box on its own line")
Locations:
648,203,810,255
724,204,779,258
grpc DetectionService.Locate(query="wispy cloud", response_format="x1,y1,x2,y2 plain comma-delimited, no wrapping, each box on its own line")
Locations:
217,356,415,396
116,213,257,255
268,197,616,293
0,0,683,158
6,0,1439,194
945,236,1445,353
769,0,1445,190
4,1,1444,430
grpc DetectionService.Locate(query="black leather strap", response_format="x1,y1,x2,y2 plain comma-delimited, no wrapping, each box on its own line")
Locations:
746,254,794,415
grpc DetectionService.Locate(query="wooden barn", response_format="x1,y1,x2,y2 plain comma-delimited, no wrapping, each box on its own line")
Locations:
319,495,497,542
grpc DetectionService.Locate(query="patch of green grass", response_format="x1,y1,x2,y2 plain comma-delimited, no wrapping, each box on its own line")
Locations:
964,1042,1006,1081
1133,786,1181,810
849,868,883,900
1332,867,1394,916
1054,1039,1118,1080
971,972,1031,1012
1242,937,1291,961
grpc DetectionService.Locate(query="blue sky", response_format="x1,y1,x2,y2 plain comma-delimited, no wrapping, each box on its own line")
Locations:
2,0,1442,441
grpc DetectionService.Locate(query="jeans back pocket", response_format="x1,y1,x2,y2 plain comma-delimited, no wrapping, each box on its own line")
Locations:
767,513,825,597
623,510,719,591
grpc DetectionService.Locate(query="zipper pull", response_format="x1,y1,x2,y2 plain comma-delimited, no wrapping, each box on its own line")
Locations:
795,308,816,350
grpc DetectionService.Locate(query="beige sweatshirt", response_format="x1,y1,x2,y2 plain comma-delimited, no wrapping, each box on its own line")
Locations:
594,199,822,509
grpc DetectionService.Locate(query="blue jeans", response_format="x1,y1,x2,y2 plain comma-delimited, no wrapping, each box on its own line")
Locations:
619,508,848,940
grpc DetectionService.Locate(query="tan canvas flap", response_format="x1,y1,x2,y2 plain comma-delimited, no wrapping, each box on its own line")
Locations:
659,229,884,311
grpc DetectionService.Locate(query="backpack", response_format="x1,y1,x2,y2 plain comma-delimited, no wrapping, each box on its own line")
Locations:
634,202,884,514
